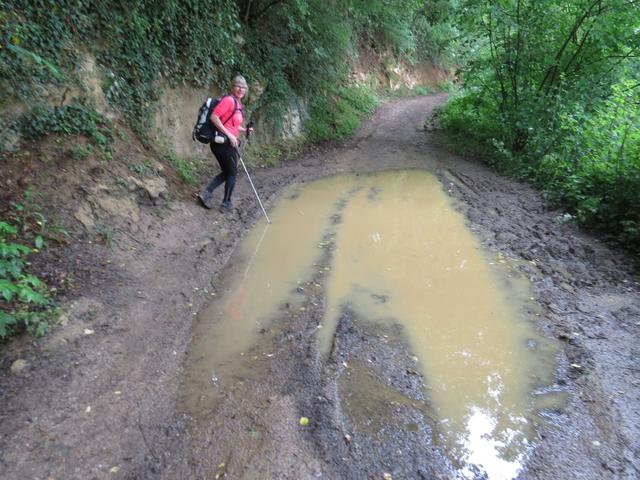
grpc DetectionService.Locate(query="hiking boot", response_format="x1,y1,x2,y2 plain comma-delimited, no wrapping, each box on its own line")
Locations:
220,200,233,212
198,191,213,209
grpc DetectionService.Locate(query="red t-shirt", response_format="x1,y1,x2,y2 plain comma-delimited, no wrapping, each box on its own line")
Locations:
212,95,243,137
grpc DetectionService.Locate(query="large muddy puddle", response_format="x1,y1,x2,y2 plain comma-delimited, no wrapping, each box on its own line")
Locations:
183,170,561,479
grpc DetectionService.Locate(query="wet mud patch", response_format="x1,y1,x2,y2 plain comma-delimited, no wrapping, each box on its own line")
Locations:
178,170,564,479
326,311,453,479
437,153,640,478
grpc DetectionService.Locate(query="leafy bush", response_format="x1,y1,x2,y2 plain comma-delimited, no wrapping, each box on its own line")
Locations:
439,82,640,245
243,135,305,168
436,0,640,247
533,81,640,243
0,221,51,338
166,152,207,186
306,86,379,142
411,86,431,96
17,104,113,150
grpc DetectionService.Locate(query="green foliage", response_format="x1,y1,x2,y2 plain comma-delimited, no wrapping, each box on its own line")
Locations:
165,152,207,186
1,1,241,129
411,86,431,96
412,7,458,67
306,86,379,142
0,220,51,339
437,0,640,247
127,158,159,177
1,191,68,339
435,91,504,158
533,81,640,242
9,190,70,246
68,144,93,161
244,135,306,168
17,104,113,156
348,0,419,54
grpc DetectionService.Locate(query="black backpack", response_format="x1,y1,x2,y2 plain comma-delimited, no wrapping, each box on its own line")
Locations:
192,95,239,144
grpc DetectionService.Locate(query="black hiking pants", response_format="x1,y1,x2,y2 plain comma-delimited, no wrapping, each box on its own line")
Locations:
204,143,238,203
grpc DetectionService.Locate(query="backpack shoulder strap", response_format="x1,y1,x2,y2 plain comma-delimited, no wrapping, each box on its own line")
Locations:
219,95,240,126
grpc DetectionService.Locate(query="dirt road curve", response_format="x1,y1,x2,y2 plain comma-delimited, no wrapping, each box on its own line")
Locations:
1,95,639,479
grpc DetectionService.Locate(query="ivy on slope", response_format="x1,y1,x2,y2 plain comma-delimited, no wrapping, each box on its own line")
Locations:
1,0,242,130
1,0,452,138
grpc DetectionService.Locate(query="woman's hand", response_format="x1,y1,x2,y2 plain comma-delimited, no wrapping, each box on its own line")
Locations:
228,133,238,147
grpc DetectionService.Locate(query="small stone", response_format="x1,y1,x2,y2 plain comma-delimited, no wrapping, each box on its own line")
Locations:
592,440,601,447
383,474,393,480
344,433,352,443
10,359,28,374
84,328,95,335
109,466,120,474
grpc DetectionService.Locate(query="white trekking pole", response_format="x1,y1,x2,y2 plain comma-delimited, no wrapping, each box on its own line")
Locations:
237,150,271,224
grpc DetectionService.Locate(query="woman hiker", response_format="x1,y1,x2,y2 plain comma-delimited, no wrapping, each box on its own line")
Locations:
198,75,251,211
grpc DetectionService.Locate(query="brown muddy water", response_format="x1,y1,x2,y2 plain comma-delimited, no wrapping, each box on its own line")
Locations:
183,170,562,479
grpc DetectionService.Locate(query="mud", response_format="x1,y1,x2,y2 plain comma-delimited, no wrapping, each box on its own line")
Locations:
1,94,639,479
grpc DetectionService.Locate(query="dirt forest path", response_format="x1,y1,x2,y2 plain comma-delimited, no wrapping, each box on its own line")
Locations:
1,94,639,479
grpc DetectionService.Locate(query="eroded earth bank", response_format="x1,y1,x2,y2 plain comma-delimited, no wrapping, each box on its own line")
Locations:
1,94,639,479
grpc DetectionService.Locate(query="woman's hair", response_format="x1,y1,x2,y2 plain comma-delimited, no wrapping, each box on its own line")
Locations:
231,75,248,90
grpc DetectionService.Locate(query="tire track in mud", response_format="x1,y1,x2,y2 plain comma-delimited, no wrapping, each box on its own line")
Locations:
172,183,454,479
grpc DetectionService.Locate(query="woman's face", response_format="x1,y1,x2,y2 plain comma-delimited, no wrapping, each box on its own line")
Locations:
231,83,247,99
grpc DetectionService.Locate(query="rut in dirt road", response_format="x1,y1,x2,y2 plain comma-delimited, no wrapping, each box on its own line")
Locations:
1,95,638,480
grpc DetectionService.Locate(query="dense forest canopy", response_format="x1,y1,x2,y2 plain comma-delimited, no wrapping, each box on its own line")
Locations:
437,0,639,245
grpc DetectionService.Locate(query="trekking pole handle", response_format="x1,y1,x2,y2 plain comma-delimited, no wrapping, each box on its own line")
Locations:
246,120,254,141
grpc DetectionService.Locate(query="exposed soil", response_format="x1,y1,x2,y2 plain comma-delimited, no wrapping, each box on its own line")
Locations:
1,94,639,479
